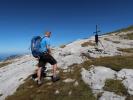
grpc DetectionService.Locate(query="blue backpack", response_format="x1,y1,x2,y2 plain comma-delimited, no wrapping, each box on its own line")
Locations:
31,36,42,58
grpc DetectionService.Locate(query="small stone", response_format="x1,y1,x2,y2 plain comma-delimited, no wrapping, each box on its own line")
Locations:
63,69,68,73
56,70,60,74
68,90,72,96
29,85,34,89
37,90,42,93
45,77,51,80
55,90,60,95
74,81,79,87
46,82,52,85
63,78,75,83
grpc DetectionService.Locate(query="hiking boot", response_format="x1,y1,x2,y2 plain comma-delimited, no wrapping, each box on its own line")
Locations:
32,73,37,80
52,76,60,82
37,80,42,85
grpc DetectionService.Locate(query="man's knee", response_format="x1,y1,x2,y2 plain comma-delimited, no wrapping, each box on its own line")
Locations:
50,59,57,65
38,67,42,71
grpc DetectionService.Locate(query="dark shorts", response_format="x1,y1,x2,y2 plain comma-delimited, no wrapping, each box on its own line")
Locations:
38,53,57,67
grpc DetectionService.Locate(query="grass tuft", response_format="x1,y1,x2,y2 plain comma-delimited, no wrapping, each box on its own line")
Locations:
0,62,12,68
118,48,133,53
120,33,133,40
104,38,110,41
103,79,128,96
82,55,133,71
60,45,66,48
112,41,120,44
81,41,95,47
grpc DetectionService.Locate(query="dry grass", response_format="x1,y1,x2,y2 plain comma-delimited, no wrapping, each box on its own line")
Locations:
0,61,12,68
82,55,133,71
106,26,133,35
118,48,133,53
117,26,133,32
125,33,133,40
104,38,110,41
126,95,133,100
120,33,133,40
104,38,121,44
112,41,121,44
126,33,133,40
6,64,96,100
60,45,66,48
81,41,95,47
103,79,128,96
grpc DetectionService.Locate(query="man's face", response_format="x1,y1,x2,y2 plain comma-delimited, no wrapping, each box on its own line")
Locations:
48,32,51,37
45,32,51,37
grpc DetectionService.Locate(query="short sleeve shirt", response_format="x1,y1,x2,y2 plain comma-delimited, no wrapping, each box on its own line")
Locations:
40,37,50,52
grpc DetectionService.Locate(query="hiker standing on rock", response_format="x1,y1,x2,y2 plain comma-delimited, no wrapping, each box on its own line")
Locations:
36,32,59,85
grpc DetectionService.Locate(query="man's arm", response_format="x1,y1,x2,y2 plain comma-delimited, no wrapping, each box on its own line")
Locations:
46,38,51,54
46,45,51,54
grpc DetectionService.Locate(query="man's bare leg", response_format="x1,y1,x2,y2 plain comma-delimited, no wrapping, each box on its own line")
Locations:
37,67,42,82
52,64,60,82
52,64,57,77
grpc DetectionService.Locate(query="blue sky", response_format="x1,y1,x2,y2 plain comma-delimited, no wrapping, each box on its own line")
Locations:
0,0,133,54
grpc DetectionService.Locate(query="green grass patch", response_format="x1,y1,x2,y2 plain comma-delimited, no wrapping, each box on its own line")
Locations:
82,55,133,71
103,79,128,96
118,48,133,53
104,38,121,44
106,25,133,35
126,33,133,40
0,62,12,68
120,33,133,40
104,38,110,41
112,41,120,44
81,41,95,47
116,26,133,33
60,45,66,48
126,95,133,100
6,64,96,100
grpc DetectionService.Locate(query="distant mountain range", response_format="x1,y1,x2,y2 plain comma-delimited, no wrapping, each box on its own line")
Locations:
0,56,7,61
0,57,3,61
4,55,22,61
0,54,23,61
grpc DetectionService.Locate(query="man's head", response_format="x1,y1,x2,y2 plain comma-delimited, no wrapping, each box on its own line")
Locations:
45,32,51,37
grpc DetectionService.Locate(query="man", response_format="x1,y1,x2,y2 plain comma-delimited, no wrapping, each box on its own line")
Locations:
37,32,59,85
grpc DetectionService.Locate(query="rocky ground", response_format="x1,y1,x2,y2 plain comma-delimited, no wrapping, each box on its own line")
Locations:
0,26,133,100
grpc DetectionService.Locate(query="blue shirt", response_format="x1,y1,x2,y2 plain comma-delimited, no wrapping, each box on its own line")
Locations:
40,37,50,52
